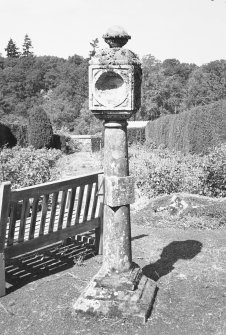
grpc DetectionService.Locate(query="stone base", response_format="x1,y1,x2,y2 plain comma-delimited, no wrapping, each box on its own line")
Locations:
72,264,158,323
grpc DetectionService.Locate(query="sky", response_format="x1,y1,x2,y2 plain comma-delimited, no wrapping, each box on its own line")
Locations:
1,0,226,65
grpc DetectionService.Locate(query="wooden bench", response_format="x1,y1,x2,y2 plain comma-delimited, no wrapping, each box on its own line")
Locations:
0,171,104,297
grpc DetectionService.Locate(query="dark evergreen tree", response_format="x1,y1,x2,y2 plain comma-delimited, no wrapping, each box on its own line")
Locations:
22,34,33,57
28,106,53,149
5,38,20,58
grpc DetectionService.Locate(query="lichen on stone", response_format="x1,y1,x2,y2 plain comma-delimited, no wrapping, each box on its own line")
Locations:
89,48,141,66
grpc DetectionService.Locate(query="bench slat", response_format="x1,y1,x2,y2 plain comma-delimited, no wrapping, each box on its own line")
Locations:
29,197,39,240
7,202,17,246
58,190,68,230
48,192,59,233
10,173,100,201
39,194,49,236
83,183,93,222
18,199,30,243
75,186,85,224
66,188,76,227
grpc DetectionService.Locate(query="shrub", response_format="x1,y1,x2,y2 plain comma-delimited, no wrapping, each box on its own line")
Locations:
67,137,81,153
51,134,67,152
9,123,28,147
28,107,53,149
130,143,226,199
0,123,17,148
201,144,226,197
145,99,226,154
0,146,62,189
91,136,103,152
51,134,80,153
128,128,145,145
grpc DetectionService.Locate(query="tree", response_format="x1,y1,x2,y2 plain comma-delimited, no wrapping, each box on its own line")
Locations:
28,106,53,149
186,60,226,109
5,38,20,58
22,34,34,57
73,99,102,135
140,55,196,120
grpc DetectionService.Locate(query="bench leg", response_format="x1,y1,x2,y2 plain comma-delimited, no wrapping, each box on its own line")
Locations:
0,253,6,297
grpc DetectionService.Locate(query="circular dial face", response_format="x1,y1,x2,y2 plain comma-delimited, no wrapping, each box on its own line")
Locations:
94,71,128,107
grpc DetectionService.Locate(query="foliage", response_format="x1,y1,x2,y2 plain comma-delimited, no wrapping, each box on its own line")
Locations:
145,99,226,154
0,122,17,148
5,38,20,58
89,38,99,58
51,134,80,153
140,55,196,120
127,128,145,145
201,144,226,197
72,100,102,135
186,60,226,108
0,54,88,128
22,34,33,57
130,143,226,199
1,41,226,131
28,106,53,149
0,146,62,189
140,56,226,121
91,136,103,152
8,123,28,146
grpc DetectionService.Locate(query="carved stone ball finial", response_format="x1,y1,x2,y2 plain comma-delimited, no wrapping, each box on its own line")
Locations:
103,26,131,48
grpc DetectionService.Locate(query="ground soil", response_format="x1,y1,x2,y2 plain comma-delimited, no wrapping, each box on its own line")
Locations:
1,151,225,335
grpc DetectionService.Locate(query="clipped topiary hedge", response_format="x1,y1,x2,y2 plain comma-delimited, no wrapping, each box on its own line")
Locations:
0,123,17,148
146,100,226,154
9,123,28,147
51,134,69,153
28,106,53,149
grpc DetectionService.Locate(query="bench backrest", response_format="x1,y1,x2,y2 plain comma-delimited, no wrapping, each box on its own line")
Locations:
0,172,103,260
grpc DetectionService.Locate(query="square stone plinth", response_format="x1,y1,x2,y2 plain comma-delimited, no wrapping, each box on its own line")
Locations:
72,266,158,323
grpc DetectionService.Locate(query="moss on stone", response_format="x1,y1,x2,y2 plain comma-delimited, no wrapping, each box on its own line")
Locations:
89,48,140,66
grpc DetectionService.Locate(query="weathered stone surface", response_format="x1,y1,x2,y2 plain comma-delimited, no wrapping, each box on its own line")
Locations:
89,48,140,66
89,65,141,116
72,267,157,322
103,204,132,273
89,30,141,119
72,27,148,322
105,176,135,207
103,25,131,48
103,25,131,39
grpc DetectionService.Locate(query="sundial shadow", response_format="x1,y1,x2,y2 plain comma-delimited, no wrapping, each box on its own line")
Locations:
142,240,203,281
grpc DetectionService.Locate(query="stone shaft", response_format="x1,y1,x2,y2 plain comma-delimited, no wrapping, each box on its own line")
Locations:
102,120,132,273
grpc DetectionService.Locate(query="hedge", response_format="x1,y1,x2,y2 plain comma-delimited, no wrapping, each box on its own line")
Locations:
9,123,28,147
145,100,226,154
28,107,53,149
0,123,17,148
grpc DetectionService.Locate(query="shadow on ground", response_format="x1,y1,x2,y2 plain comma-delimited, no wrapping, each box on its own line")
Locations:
142,240,203,281
5,235,96,295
